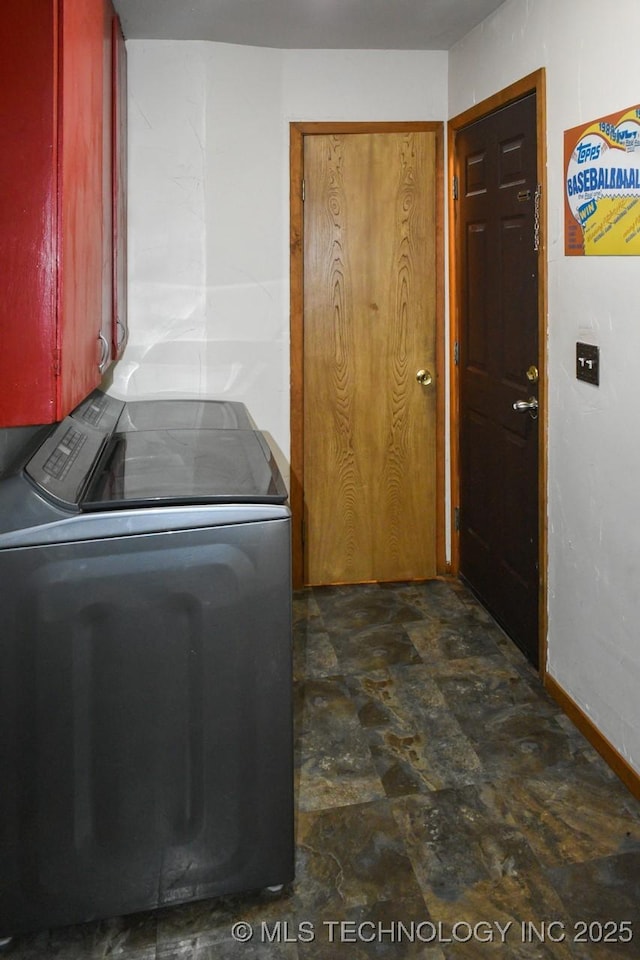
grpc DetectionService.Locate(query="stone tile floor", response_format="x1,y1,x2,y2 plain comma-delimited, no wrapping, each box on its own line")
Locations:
6,580,640,958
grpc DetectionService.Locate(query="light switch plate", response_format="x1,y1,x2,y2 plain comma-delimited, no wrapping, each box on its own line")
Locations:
576,342,599,385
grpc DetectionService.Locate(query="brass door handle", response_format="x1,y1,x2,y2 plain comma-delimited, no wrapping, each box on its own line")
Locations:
416,369,433,387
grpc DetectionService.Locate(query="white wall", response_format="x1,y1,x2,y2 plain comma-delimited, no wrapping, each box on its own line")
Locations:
282,49,447,120
114,41,448,475
113,42,208,397
450,0,640,774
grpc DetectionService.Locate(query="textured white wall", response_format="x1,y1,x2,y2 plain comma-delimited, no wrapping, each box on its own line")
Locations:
282,48,448,121
115,41,448,477
112,42,209,397
450,0,640,774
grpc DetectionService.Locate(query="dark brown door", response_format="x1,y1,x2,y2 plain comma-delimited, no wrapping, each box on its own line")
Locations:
457,94,540,667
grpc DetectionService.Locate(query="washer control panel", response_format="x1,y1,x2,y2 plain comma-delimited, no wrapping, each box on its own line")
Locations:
25,418,107,508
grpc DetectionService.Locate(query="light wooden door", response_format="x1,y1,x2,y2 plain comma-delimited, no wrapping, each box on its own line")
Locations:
303,131,437,585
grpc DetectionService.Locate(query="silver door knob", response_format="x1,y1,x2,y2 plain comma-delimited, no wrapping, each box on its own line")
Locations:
416,369,433,387
513,397,538,414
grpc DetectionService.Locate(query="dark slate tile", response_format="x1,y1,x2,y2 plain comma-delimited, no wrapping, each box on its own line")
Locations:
296,897,446,959
447,580,497,621
392,785,541,904
0,932,66,960
547,851,640,950
292,589,322,629
294,801,424,915
365,723,482,797
500,764,640,869
430,655,557,737
405,615,505,663
292,590,340,680
346,666,447,726
346,667,482,794
471,715,591,783
399,580,469,621
552,712,621,773
155,886,295,952
157,938,299,960
294,678,385,811
392,791,581,959
433,887,577,959
329,624,423,676
293,627,340,681
156,941,196,960
312,584,425,635
4,911,159,960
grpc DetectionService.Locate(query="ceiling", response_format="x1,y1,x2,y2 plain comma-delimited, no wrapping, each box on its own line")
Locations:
112,0,507,50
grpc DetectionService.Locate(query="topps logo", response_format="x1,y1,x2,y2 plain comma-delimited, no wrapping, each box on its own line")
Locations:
577,142,601,164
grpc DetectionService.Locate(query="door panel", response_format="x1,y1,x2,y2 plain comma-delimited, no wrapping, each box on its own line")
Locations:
59,0,109,413
303,132,437,585
458,94,539,667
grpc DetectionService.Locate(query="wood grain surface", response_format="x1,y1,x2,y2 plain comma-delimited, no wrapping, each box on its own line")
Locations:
303,132,437,584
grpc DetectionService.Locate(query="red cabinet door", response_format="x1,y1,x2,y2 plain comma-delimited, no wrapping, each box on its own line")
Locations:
0,0,119,427
112,12,128,359
58,0,111,417
0,0,58,425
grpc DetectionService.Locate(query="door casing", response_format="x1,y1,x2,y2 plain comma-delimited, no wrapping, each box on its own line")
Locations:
448,70,548,674
290,121,446,589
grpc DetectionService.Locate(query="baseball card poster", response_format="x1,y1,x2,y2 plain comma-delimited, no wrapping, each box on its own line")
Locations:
564,104,640,255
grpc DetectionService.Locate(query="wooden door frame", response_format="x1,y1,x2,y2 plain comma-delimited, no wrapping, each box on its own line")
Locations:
448,69,548,674
290,121,447,589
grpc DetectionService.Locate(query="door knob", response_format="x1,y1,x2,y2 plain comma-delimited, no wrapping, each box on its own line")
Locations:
416,369,433,387
513,397,538,419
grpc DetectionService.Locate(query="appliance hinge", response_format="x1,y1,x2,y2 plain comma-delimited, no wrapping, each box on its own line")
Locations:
454,506,460,532
452,175,459,201
454,340,460,366
301,179,305,202
53,346,62,377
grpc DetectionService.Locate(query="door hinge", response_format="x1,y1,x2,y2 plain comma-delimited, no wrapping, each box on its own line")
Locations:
454,506,460,532
454,340,460,366
301,179,305,202
452,175,459,200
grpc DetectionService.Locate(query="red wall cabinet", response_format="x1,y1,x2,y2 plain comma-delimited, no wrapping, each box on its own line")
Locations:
112,13,128,361
0,0,127,427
